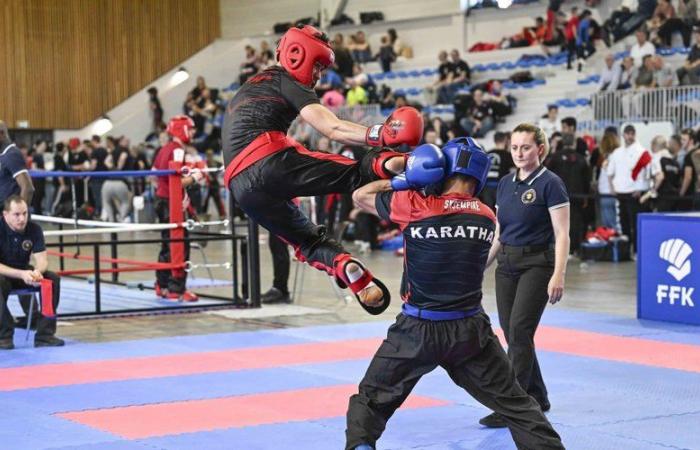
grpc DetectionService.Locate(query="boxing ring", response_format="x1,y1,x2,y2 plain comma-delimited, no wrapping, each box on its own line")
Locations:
28,163,264,318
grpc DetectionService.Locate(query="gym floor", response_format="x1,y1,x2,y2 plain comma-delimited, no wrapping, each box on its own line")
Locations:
2,232,699,450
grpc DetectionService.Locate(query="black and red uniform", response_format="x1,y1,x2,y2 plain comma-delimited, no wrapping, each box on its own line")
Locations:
223,66,397,279
345,190,563,450
152,141,190,294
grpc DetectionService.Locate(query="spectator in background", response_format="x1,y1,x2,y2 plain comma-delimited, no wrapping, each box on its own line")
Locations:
31,141,49,214
486,80,513,121
238,45,258,85
635,54,657,89
89,135,108,217
190,76,207,100
430,50,454,104
618,56,636,89
564,7,580,69
315,67,343,98
332,33,355,79
460,89,494,138
51,142,71,216
677,26,700,85
678,128,696,167
147,87,164,135
200,149,225,219
101,138,130,222
560,117,588,157
387,28,408,58
630,28,656,67
450,49,471,87
538,104,562,137
258,40,274,68
652,55,678,87
596,128,620,230
351,31,372,63
649,135,681,211
68,139,90,211
576,9,596,71
321,85,346,108
678,0,699,30
680,129,700,209
376,35,396,73
481,131,513,209
598,53,622,91
607,125,652,252
658,2,692,47
547,134,591,254
346,78,368,106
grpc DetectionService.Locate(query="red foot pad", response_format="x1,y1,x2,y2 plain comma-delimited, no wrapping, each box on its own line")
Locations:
334,254,391,315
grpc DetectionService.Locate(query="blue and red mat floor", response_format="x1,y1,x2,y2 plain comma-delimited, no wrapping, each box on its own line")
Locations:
1,308,699,450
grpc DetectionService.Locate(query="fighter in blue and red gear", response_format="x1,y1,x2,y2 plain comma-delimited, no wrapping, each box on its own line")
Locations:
222,24,424,311
152,115,204,302
346,137,564,450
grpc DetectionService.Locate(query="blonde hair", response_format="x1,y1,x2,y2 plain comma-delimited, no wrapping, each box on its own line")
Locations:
599,133,619,157
650,135,667,152
512,123,550,162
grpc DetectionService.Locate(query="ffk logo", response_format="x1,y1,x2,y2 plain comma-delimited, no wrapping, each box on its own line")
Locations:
659,239,692,282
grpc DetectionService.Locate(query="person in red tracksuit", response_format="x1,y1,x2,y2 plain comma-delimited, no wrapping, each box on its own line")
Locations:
222,25,427,313
152,116,204,302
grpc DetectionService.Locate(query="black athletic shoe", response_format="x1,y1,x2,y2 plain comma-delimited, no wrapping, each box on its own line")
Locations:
479,412,507,428
0,338,14,350
261,287,292,304
34,336,65,347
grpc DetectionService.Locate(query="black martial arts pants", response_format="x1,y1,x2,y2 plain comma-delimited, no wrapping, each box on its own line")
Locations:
229,146,388,276
345,311,563,450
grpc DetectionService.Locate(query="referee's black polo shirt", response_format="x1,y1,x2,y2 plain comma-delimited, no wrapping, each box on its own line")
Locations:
496,166,569,246
0,218,45,270
0,143,28,203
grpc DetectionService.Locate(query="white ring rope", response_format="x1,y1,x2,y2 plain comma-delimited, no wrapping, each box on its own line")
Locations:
184,261,232,272
34,215,229,237
43,223,179,237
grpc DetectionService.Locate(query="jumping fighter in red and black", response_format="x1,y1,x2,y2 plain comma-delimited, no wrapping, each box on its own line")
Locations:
222,25,431,312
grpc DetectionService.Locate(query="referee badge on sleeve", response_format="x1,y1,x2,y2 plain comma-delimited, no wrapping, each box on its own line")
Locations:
521,188,536,204
22,240,33,251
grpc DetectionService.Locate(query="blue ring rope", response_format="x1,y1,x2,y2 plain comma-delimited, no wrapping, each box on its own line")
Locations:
29,169,177,179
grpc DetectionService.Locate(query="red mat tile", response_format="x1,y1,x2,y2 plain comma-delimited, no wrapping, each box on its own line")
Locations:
57,384,449,439
0,338,380,391
3,326,700,392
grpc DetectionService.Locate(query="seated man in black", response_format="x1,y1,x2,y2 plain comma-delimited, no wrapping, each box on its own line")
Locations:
0,195,63,349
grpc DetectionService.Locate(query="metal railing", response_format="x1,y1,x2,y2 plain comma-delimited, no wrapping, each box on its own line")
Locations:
588,86,700,133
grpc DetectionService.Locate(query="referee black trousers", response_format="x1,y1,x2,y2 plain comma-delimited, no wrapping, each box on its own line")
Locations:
346,312,563,450
495,246,554,411
0,271,61,340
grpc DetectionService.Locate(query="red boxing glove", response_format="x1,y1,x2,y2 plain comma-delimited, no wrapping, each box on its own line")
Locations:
366,106,423,148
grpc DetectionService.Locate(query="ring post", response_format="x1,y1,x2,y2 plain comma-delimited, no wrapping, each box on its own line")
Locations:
168,161,186,281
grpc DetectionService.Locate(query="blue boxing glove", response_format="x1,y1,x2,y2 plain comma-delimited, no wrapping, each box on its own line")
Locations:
390,143,446,191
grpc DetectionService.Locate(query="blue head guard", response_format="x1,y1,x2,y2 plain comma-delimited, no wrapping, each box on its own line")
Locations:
441,137,491,195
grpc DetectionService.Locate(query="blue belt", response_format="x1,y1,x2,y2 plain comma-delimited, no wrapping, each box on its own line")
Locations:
401,303,481,321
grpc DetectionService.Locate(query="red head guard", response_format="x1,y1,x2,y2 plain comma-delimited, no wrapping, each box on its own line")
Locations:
276,25,335,87
167,115,195,144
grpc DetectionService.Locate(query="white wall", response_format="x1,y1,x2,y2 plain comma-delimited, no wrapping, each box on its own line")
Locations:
343,0,459,24
220,0,321,39
55,38,252,143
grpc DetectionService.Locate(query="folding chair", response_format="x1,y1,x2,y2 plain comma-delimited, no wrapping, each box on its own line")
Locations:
0,287,42,341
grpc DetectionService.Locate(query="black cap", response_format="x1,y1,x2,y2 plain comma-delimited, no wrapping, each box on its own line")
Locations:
623,124,636,134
